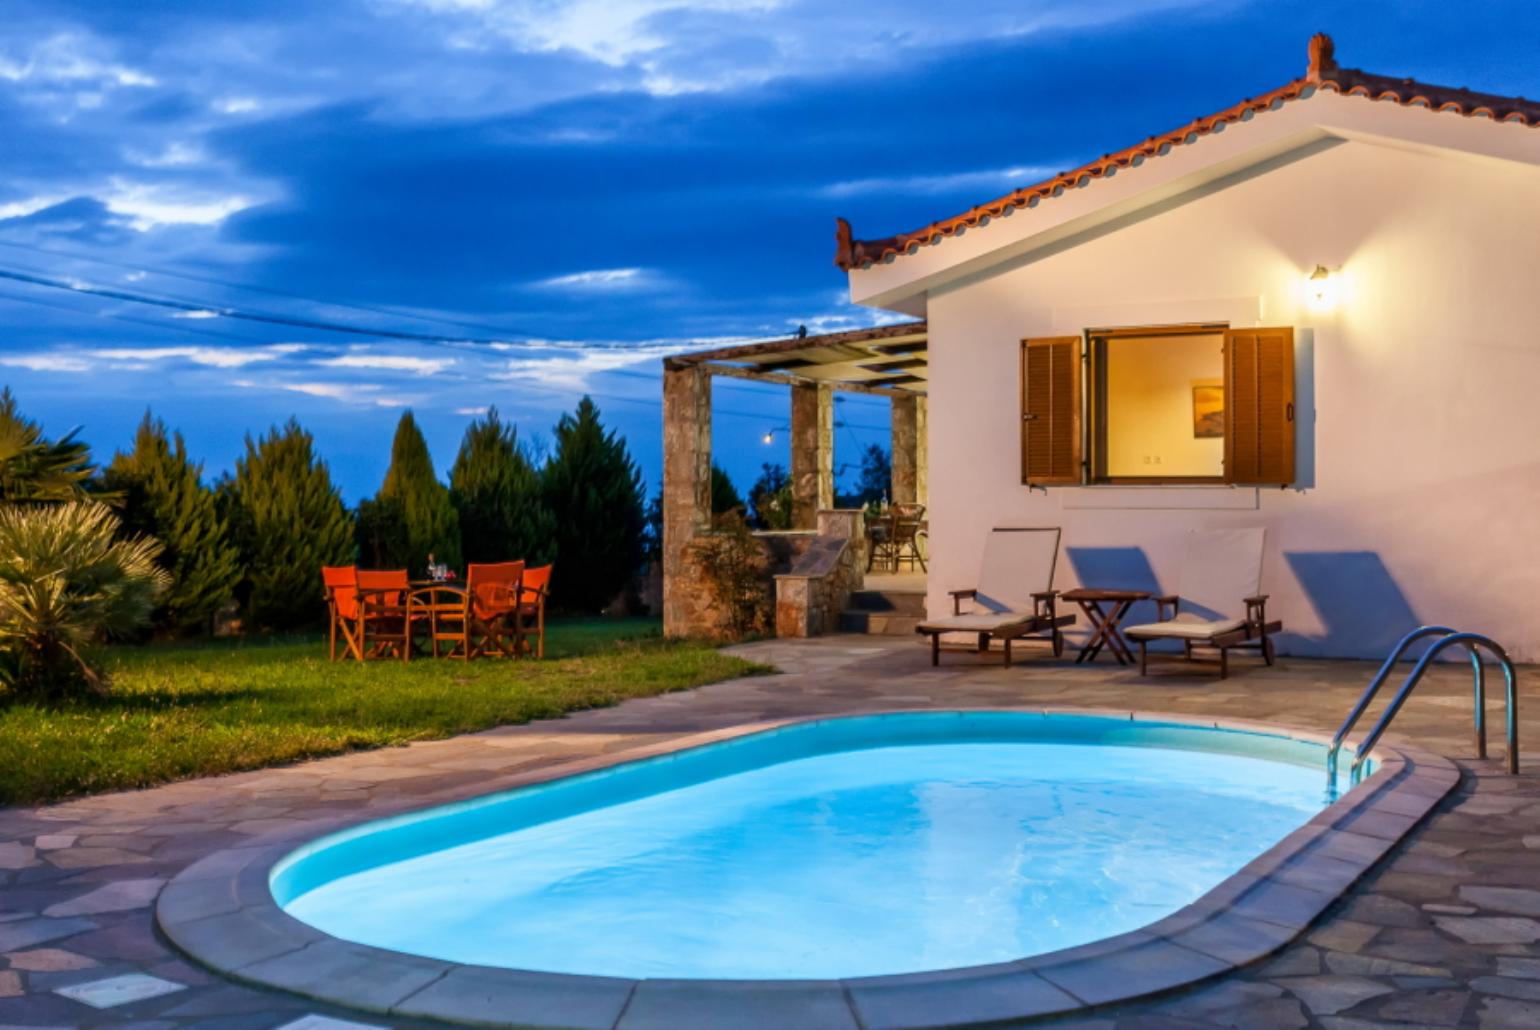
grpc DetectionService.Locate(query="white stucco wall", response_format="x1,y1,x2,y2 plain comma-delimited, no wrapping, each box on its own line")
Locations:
918,136,1540,661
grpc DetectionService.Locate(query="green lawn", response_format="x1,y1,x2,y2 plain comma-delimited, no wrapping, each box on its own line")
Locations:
0,619,765,806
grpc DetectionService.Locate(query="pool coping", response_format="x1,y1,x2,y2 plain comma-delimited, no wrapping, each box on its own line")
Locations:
155,707,1461,1030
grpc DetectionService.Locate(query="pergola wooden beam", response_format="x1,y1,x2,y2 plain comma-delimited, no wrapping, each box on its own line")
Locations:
692,361,919,398
668,321,927,367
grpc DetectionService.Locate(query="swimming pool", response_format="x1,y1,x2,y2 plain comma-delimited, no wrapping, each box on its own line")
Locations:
272,711,1358,980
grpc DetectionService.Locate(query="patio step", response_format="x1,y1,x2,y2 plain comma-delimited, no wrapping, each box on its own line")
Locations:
847,589,927,616
840,587,927,636
838,610,924,636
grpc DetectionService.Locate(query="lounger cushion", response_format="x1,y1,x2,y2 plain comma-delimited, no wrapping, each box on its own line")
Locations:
1124,615,1246,641
917,612,1041,634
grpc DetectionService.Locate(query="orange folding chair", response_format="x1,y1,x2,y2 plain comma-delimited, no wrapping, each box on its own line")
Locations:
357,569,412,662
323,566,361,661
323,566,412,662
463,561,525,659
516,564,553,658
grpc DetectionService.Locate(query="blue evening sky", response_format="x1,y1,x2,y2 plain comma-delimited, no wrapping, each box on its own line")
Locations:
2,0,1537,501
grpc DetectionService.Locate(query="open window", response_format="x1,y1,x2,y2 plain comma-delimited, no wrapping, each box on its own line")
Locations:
1021,325,1294,486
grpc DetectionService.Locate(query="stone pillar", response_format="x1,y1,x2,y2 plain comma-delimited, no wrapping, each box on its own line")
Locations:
790,383,833,528
662,363,712,637
817,508,867,588
891,394,927,506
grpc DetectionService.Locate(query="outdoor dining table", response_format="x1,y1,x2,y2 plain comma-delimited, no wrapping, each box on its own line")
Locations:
406,580,469,658
1059,588,1151,666
865,512,928,573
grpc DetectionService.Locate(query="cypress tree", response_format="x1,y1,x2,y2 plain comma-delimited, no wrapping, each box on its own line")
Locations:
541,396,645,613
362,411,460,575
101,413,243,635
226,419,354,630
448,407,554,565
711,464,743,515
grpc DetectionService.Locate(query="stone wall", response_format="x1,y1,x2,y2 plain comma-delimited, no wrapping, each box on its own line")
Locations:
774,510,866,638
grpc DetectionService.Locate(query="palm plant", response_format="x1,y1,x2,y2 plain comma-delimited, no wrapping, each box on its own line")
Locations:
0,389,97,503
0,502,169,699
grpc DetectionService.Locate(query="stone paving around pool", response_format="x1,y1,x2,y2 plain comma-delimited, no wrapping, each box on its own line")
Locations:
0,635,1536,1029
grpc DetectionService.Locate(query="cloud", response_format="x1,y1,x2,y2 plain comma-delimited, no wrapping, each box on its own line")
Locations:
213,97,261,115
817,166,1063,199
231,376,420,408
492,340,683,390
126,141,206,169
102,179,261,230
0,33,157,89
0,194,67,219
532,267,657,291
385,0,1210,95
272,381,372,401
313,353,458,374
0,351,93,373
89,345,290,369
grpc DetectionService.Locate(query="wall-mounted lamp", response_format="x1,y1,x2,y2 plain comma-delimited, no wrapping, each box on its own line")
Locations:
1306,264,1340,312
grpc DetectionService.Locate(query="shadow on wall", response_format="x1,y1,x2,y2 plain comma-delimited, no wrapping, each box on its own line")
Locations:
1064,546,1163,632
1280,551,1420,658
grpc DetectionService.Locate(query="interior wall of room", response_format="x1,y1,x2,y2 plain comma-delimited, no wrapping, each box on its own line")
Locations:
1104,333,1224,478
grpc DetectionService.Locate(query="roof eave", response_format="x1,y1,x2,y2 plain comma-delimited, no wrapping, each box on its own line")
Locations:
847,90,1540,312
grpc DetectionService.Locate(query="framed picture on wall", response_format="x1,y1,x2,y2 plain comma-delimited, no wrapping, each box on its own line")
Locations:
1192,384,1225,438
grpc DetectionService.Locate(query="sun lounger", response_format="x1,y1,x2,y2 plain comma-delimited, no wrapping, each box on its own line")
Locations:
915,527,1073,667
1123,527,1280,678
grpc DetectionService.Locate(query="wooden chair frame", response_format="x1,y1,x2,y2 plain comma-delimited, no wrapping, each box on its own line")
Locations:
866,513,896,572
514,565,552,659
890,504,927,573
925,588,1070,667
1135,594,1281,679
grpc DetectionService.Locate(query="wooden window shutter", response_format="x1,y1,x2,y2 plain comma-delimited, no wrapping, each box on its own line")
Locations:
1224,327,1295,484
1020,336,1083,485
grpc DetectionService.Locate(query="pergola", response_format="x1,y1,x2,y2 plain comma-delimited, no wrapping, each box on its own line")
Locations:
661,322,928,636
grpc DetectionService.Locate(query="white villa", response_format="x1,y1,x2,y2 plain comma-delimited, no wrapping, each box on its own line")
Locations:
663,35,1540,662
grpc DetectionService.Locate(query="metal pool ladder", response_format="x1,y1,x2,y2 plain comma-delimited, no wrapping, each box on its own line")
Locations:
1328,626,1520,783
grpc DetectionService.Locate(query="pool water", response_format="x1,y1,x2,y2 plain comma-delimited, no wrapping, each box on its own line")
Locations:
274,713,1348,980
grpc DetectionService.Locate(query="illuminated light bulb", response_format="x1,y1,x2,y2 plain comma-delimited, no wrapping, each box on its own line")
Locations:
1306,264,1340,312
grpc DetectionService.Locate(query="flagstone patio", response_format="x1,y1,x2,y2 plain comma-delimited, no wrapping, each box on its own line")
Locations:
0,636,1536,1028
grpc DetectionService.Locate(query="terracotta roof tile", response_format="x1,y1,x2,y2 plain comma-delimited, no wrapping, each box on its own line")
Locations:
835,34,1540,270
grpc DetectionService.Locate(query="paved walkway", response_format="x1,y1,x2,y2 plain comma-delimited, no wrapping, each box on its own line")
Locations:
0,636,1536,1029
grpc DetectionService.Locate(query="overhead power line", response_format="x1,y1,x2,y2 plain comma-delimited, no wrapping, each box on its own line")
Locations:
0,261,770,360
0,286,892,433
0,265,537,348
0,237,552,340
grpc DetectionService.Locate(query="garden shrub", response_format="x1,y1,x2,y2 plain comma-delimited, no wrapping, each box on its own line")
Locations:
747,463,792,529
691,510,771,639
0,502,169,699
